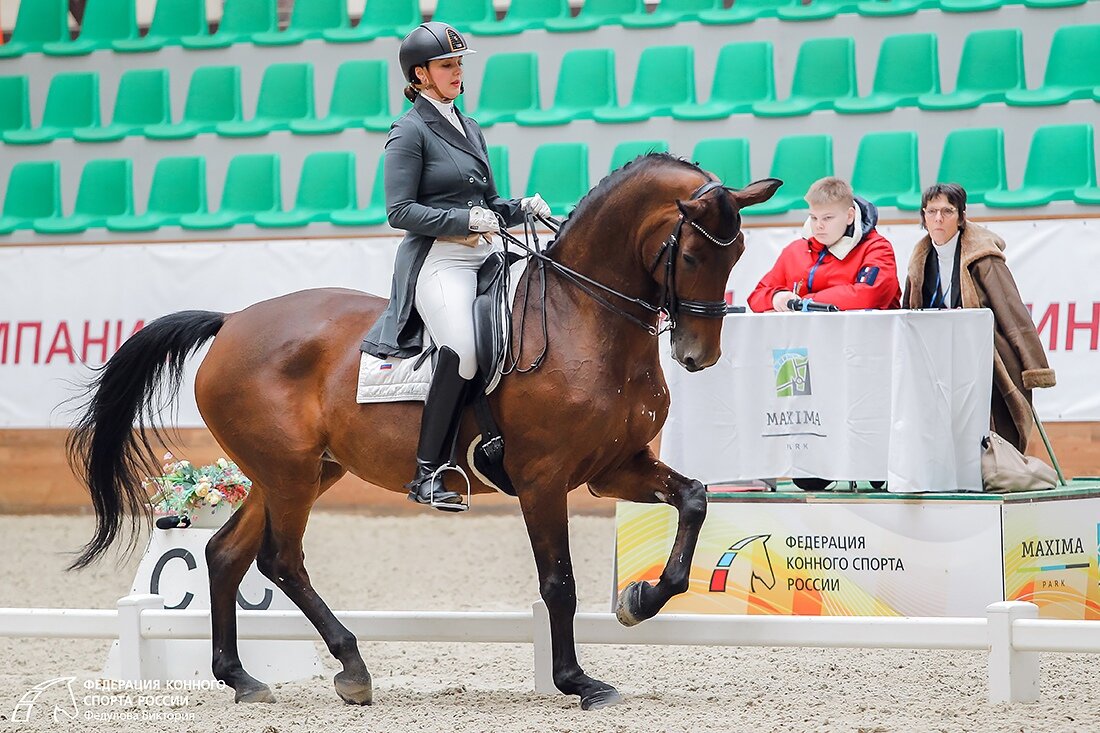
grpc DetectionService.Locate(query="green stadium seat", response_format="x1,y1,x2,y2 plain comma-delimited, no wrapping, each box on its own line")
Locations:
3,72,100,145
545,0,645,32
469,0,570,35
73,69,171,143
1023,0,1087,7
984,125,1096,208
593,46,695,123
290,61,389,135
34,159,133,234
917,29,1024,111
180,154,280,229
331,157,387,227
855,0,937,18
0,76,31,136
692,138,752,190
850,131,920,208
473,53,540,127
777,0,862,21
253,0,348,45
671,42,774,120
324,0,420,42
1006,26,1100,107
0,162,61,235
896,128,1007,209
255,152,356,228
432,0,495,31
610,140,670,172
107,156,207,232
1074,185,1100,205
181,0,277,49
939,0,1005,12
514,49,617,126
111,0,208,52
753,37,857,117
697,0,790,24
0,0,68,58
217,63,316,137
145,66,243,141
742,135,833,216
526,143,589,216
835,33,939,114
622,0,722,29
487,145,511,198
42,0,137,56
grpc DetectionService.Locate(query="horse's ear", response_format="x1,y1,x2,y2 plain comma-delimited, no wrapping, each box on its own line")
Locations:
676,197,706,219
731,178,783,209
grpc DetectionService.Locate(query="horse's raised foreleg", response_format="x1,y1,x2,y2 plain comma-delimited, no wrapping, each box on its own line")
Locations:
205,490,274,703
589,448,707,627
518,487,623,710
254,467,373,706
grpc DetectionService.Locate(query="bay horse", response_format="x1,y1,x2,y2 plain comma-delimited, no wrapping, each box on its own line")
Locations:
67,153,781,710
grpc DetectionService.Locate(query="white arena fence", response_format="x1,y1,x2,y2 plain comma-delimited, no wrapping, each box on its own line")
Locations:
2,595,1098,704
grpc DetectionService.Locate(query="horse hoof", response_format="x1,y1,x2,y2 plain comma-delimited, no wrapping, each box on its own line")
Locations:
335,671,373,705
234,685,276,704
581,687,623,710
615,581,647,627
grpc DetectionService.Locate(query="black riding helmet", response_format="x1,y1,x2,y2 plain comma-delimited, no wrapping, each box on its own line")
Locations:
399,22,477,85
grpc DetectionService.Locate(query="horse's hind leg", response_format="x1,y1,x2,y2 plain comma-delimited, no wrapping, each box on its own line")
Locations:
206,490,274,703
255,462,373,705
519,486,622,710
588,448,707,626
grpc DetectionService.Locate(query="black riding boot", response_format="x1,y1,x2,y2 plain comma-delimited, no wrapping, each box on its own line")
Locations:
406,346,470,511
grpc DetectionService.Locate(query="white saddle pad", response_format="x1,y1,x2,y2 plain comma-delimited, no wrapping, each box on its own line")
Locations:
356,257,529,404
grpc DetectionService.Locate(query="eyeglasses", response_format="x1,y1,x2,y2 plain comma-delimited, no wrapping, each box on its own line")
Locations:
923,207,958,219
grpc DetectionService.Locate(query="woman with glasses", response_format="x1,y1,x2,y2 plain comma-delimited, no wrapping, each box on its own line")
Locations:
901,183,1055,453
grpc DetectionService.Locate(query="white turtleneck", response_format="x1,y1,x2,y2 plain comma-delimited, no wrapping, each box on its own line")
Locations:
422,94,465,137
931,231,960,306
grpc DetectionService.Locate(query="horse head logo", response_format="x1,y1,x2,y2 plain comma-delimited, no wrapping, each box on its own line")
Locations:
10,676,79,723
708,534,776,594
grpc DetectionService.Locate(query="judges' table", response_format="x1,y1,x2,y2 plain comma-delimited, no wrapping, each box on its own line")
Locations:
660,309,994,493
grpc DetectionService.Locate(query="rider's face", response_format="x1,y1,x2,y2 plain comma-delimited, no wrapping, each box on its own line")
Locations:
417,58,464,102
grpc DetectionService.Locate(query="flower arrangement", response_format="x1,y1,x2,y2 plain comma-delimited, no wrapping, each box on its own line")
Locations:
146,453,252,524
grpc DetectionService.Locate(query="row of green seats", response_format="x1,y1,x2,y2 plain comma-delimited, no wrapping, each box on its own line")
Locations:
0,152,394,235
3,27,1097,146
0,61,397,144
3,0,1094,59
2,125,1096,235
520,125,1100,217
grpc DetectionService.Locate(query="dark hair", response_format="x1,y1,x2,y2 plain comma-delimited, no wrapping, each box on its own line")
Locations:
403,83,419,103
919,183,967,231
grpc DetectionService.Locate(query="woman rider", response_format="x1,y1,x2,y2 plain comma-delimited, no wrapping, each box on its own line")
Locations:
360,22,552,510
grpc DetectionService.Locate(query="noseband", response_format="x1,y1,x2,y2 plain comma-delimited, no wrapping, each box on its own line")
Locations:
647,179,741,330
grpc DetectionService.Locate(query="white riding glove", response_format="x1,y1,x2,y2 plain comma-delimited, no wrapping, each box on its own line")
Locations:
520,193,552,219
772,290,798,312
468,206,500,233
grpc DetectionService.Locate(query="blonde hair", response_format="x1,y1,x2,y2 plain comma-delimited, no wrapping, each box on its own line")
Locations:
804,177,854,207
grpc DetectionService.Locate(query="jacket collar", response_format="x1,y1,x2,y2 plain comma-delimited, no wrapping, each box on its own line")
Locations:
413,94,488,168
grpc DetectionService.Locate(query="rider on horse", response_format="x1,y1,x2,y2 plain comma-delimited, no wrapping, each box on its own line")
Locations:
359,22,552,510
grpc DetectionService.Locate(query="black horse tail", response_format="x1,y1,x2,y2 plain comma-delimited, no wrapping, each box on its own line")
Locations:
67,310,226,570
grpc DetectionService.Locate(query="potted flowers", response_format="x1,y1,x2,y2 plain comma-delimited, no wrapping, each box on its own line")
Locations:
147,453,252,529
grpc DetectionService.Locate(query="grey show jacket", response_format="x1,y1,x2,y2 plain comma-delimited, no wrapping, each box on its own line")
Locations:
360,94,525,359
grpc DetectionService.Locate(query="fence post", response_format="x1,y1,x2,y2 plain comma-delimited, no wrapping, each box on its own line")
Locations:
987,601,1039,703
117,594,165,682
532,600,556,694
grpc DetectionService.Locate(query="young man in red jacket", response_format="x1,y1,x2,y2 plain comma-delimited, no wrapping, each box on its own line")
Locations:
748,177,901,312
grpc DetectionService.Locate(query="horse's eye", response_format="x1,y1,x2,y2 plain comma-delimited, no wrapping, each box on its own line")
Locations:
682,252,698,266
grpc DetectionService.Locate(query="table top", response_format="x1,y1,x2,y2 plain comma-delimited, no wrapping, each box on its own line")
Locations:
704,479,1100,504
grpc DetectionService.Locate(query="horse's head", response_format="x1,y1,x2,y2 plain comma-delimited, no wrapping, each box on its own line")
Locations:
658,177,782,372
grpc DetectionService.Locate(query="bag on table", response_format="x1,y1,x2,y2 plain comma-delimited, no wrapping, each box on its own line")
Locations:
980,431,1057,493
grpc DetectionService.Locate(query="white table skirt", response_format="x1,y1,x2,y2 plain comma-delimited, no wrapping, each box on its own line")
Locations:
660,309,994,493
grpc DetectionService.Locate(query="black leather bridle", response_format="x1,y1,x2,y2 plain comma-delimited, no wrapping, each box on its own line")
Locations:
499,177,740,337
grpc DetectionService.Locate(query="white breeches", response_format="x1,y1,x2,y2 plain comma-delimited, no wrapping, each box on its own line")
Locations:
415,237,500,380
